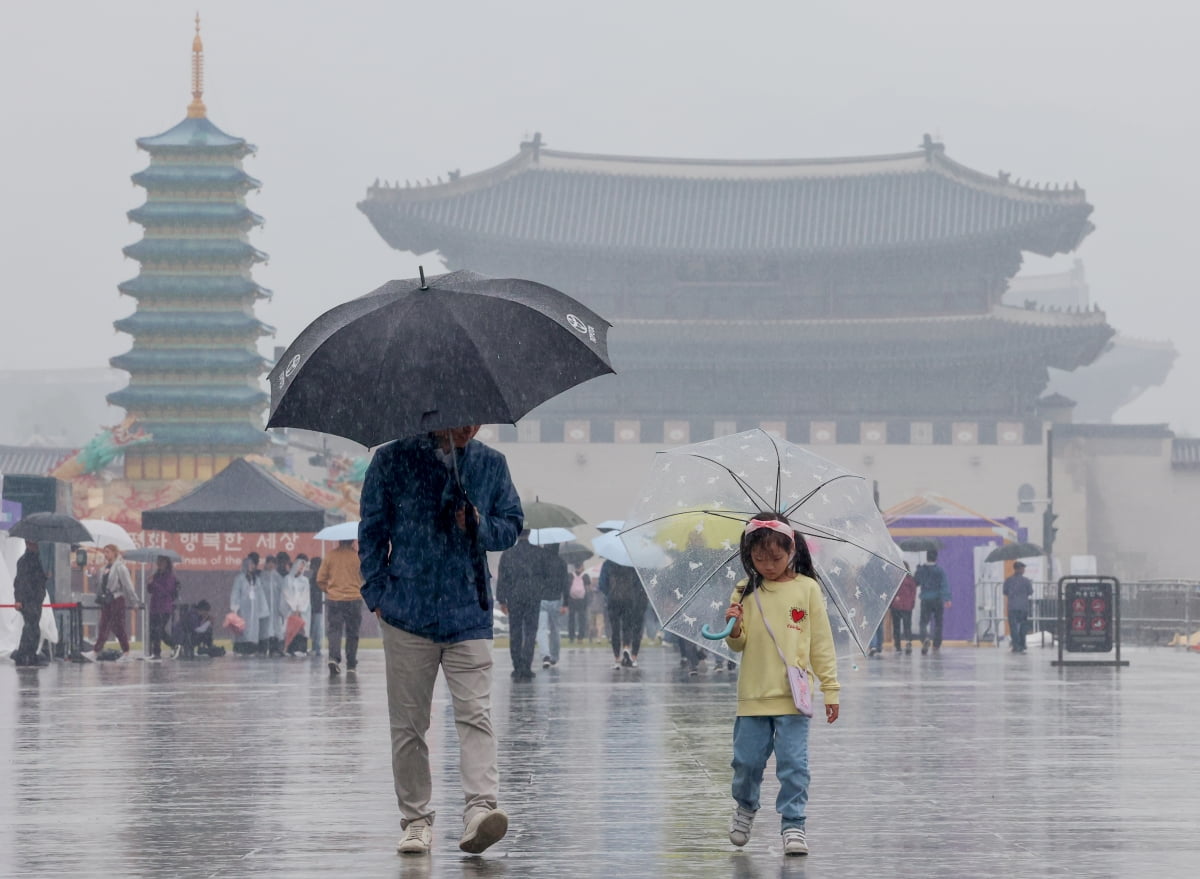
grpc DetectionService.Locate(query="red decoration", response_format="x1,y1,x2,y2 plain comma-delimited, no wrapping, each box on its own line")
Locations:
790,607,807,623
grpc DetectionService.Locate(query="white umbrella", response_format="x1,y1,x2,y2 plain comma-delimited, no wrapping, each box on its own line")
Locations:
594,531,669,568
596,520,625,533
80,519,137,551
528,527,575,546
315,521,359,541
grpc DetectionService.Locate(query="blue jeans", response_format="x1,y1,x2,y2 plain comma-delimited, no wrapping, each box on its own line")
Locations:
1008,609,1029,651
731,714,811,831
536,600,563,663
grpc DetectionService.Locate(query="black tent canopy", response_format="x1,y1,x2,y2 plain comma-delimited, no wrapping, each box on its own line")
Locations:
141,458,335,533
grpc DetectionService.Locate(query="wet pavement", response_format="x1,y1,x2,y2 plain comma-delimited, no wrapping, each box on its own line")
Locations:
1,641,1197,878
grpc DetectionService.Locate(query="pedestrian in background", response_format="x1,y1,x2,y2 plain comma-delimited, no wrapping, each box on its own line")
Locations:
536,542,569,669
11,540,47,667
496,530,545,681
599,559,647,669
229,553,268,656
308,556,324,657
1002,561,1034,654
566,561,590,645
145,555,180,661
916,550,952,654
318,540,363,675
890,565,917,654
282,555,312,655
84,545,138,662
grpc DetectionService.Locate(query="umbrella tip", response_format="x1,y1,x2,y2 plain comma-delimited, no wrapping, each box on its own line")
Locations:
418,266,428,290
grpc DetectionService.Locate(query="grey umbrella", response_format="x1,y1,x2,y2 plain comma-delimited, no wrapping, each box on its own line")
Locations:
984,542,1044,563
9,513,93,544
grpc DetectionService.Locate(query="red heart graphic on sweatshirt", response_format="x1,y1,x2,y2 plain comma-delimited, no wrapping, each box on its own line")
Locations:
791,608,807,623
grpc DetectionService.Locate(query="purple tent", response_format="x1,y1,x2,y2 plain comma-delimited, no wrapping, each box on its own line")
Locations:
888,513,1024,642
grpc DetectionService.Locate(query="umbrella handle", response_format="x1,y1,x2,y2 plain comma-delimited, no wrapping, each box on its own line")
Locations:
700,619,736,640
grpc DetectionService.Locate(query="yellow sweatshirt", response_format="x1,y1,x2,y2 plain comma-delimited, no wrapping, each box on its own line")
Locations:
726,574,840,714
317,545,364,602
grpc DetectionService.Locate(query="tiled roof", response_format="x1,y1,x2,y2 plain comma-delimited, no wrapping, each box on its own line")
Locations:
361,140,1093,257
109,348,268,373
113,311,274,337
131,421,269,449
118,275,271,300
132,165,261,191
0,444,75,477
136,116,254,153
122,238,268,265
127,202,263,227
107,385,268,408
611,306,1114,371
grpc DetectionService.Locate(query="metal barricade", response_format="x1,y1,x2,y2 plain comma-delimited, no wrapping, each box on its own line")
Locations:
1119,580,1200,645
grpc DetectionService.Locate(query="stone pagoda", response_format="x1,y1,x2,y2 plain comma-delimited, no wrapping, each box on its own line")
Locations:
109,18,273,481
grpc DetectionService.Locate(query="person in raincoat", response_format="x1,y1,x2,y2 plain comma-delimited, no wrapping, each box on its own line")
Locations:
262,554,287,657
229,553,267,655
11,540,48,667
281,555,312,655
145,555,180,661
84,545,139,662
360,425,523,856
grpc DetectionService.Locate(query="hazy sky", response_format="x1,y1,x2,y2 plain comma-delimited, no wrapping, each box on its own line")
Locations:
2,1,1196,430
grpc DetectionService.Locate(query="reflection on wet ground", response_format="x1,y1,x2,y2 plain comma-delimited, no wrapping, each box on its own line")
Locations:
1,642,1196,877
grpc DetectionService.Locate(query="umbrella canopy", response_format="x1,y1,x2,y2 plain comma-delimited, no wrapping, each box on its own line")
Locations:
897,537,942,553
123,547,182,564
558,541,593,566
594,531,670,568
266,270,614,446
621,429,908,660
528,527,577,546
141,458,334,533
315,521,360,541
9,513,92,544
522,500,586,530
80,519,137,552
595,520,625,533
984,541,1044,563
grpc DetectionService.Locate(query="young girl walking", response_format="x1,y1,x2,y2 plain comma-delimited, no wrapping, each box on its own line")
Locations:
723,512,840,856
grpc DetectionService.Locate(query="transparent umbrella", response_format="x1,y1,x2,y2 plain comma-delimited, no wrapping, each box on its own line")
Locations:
620,429,908,660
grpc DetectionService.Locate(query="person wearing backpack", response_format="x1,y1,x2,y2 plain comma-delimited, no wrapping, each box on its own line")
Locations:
566,562,591,645
599,559,647,669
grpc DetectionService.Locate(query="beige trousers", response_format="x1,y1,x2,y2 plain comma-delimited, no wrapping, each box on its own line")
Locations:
380,621,498,828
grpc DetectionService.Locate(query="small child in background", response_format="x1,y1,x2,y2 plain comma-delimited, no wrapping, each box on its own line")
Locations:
723,512,840,857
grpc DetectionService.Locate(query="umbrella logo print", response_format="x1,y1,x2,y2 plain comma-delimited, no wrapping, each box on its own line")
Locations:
284,354,302,378
566,313,597,343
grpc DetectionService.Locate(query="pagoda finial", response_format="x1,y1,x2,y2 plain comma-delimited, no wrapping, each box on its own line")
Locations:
187,13,207,119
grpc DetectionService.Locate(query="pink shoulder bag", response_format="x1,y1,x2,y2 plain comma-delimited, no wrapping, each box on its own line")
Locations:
752,588,813,717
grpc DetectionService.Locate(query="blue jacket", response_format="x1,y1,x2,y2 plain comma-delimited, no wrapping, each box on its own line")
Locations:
915,562,951,603
359,435,524,643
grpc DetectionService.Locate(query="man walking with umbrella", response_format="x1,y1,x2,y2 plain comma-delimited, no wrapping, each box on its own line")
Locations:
360,424,523,856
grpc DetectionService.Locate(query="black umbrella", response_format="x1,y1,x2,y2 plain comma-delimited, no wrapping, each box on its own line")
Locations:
559,541,593,565
897,537,942,553
8,513,93,544
984,542,1044,563
266,269,615,446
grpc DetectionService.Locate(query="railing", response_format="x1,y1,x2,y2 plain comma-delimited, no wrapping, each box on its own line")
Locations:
974,579,1200,647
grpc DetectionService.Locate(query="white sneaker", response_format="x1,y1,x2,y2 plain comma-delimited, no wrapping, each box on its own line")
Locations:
116,653,133,663
459,808,508,854
170,645,182,659
397,817,432,854
146,656,162,663
782,827,808,856
80,651,96,663
729,806,755,847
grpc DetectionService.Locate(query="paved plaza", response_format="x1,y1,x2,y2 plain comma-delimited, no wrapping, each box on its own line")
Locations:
1,641,1196,878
